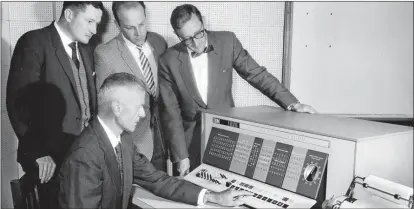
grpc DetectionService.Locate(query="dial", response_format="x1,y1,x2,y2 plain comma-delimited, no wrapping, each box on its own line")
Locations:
303,164,319,182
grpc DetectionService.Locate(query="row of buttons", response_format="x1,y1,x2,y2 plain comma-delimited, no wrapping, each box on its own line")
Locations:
226,180,290,208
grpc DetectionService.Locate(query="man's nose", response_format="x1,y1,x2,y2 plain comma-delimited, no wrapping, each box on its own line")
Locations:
90,24,97,35
139,107,146,118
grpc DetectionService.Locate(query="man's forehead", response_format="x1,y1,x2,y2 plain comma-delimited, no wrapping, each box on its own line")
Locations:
79,5,102,19
179,14,203,38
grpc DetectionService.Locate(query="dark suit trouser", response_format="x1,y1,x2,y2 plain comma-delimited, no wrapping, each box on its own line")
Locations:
38,176,59,209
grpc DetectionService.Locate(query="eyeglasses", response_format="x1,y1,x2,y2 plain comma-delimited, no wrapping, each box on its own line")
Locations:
180,29,206,45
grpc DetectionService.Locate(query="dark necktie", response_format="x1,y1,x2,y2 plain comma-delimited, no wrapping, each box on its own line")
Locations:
115,142,124,191
191,44,214,58
68,42,80,69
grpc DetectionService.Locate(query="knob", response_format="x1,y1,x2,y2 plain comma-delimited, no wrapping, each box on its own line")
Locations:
303,164,319,182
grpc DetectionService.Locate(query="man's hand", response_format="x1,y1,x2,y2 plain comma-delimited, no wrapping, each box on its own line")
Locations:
206,189,253,207
36,156,56,184
177,158,190,176
292,103,317,114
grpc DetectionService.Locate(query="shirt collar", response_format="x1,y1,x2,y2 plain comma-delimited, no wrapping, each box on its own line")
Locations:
122,33,148,49
97,116,121,148
54,21,76,47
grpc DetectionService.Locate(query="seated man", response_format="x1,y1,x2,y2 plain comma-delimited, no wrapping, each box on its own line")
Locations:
58,72,251,209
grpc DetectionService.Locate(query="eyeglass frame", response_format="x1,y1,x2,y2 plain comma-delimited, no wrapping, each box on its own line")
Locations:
178,27,206,45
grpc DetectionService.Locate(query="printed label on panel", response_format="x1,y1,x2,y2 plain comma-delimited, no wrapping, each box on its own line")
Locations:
282,146,308,192
229,134,255,175
244,137,263,178
296,149,329,199
253,139,276,182
203,127,239,170
265,142,293,187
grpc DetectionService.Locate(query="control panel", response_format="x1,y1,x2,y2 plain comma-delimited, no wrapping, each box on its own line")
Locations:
202,127,328,199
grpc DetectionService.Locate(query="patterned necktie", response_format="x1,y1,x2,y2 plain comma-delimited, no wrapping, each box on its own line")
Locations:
136,46,157,98
191,44,214,58
68,42,80,69
115,142,124,191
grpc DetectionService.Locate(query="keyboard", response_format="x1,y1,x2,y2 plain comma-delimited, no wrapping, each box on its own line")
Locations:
185,164,316,208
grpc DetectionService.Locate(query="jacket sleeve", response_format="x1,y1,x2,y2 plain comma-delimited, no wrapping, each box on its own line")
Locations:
158,57,189,163
6,32,48,164
230,32,298,109
132,144,202,205
58,147,103,209
94,47,116,89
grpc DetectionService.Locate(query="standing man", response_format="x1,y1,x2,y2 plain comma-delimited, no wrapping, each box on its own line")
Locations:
58,72,252,209
6,2,103,208
95,1,167,171
158,4,317,176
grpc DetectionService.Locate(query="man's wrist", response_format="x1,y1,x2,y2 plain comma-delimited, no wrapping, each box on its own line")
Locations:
203,190,210,204
287,102,300,111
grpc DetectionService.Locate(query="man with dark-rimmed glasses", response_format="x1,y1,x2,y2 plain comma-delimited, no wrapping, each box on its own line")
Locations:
158,4,317,177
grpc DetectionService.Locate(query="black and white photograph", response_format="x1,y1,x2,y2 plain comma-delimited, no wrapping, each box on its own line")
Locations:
1,1,413,209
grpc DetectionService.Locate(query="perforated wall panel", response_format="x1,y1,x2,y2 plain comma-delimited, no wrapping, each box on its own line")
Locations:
9,21,51,53
9,2,53,22
2,67,9,112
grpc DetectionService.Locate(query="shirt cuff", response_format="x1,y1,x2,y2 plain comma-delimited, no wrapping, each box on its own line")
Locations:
287,102,300,111
197,189,208,205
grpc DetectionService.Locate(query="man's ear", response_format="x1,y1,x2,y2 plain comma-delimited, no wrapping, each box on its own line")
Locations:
64,8,75,23
111,101,121,116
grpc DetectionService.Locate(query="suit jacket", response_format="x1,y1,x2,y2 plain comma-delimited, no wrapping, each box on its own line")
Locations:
6,22,97,171
58,118,202,209
158,30,298,163
94,32,167,160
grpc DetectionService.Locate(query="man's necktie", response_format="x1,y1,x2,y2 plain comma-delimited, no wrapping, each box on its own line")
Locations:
68,42,80,69
191,44,214,58
115,142,124,191
136,46,157,98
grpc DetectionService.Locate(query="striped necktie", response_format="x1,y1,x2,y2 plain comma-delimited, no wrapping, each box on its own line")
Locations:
136,46,157,98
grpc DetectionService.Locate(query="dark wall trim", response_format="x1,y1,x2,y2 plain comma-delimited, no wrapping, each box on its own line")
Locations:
282,2,294,90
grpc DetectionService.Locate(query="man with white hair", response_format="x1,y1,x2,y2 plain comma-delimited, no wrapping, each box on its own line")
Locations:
59,72,252,209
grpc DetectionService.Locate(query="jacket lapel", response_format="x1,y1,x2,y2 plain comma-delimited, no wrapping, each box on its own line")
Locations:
176,43,207,108
91,119,121,192
49,22,80,107
206,31,222,106
79,44,96,116
115,34,146,82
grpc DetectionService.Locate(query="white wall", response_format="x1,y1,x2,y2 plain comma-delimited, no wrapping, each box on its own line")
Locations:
290,2,413,116
1,2,286,208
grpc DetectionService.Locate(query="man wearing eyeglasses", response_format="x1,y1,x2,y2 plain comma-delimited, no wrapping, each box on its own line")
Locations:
158,4,317,176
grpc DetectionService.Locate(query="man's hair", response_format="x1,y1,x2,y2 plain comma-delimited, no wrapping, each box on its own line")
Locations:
60,2,104,17
98,72,146,114
170,4,203,31
112,1,146,25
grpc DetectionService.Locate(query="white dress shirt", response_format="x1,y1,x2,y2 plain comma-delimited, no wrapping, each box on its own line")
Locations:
122,34,158,89
187,41,209,104
97,116,121,154
54,21,79,60
97,116,207,204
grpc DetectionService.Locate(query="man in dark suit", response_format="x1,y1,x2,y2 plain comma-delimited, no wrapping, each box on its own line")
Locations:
95,1,167,171
6,2,104,208
58,72,251,209
158,4,317,176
